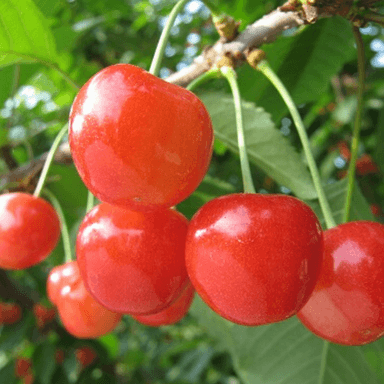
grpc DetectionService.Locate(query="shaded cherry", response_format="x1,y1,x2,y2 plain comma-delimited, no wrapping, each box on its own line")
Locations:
33,303,56,329
0,302,22,325
132,283,195,327
15,357,32,379
185,193,323,326
76,203,189,315
69,64,213,211
297,221,384,345
75,346,97,368
47,261,122,339
0,193,60,270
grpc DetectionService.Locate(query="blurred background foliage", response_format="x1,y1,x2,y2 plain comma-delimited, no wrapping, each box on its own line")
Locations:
1,0,384,383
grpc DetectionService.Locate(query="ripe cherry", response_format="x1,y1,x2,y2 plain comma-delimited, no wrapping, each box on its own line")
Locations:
47,261,122,339
76,203,189,315
15,357,32,379
297,221,384,345
33,303,56,329
132,284,195,327
0,302,22,325
0,193,60,270
185,193,323,326
75,346,97,368
69,64,213,211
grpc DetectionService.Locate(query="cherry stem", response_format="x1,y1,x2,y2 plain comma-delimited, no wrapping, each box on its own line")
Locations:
149,0,222,77
257,60,336,229
42,189,73,264
86,190,95,213
318,340,330,384
186,68,221,91
33,124,68,198
343,26,365,223
220,66,256,194
149,0,190,77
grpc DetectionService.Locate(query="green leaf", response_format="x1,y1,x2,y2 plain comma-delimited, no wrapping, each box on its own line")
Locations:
0,0,57,68
0,312,34,352
239,18,355,123
0,362,17,384
306,178,375,228
198,92,317,199
33,341,56,384
190,297,384,384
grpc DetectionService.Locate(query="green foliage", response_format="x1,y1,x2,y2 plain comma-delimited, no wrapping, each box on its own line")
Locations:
0,0,383,383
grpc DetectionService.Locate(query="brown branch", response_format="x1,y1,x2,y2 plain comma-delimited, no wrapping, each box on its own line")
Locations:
166,9,304,87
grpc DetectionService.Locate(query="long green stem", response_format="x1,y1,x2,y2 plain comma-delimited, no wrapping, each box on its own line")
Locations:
33,124,68,197
186,68,221,91
221,67,256,194
343,27,365,223
42,189,72,264
257,60,336,229
86,190,95,213
318,341,330,384
149,0,190,76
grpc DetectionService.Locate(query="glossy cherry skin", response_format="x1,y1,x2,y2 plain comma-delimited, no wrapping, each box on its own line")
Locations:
76,203,190,315
132,283,195,327
69,64,213,211
297,221,384,345
0,193,60,270
185,193,323,326
47,261,122,339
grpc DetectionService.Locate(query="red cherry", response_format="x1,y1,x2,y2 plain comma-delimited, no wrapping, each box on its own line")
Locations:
69,64,213,211
32,303,56,329
15,357,32,378
355,154,379,176
22,373,34,384
76,203,189,315
54,349,65,365
297,221,384,345
0,302,22,325
0,193,60,270
132,284,195,327
47,261,122,339
185,193,323,326
75,346,97,368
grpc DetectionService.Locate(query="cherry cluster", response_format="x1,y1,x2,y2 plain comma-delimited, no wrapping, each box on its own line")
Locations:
1,64,384,348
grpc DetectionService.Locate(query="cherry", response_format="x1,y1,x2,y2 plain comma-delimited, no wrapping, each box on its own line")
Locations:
185,193,323,326
69,64,213,211
76,203,189,315
47,261,122,339
75,346,97,368
15,357,32,379
54,349,65,365
297,221,384,345
0,302,22,325
132,284,195,327
0,193,60,270
33,303,56,329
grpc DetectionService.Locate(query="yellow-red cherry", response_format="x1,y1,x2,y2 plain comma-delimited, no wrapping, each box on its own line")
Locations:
76,203,190,315
132,283,195,327
0,193,60,270
47,261,122,339
297,221,384,345
69,64,213,211
185,193,323,326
